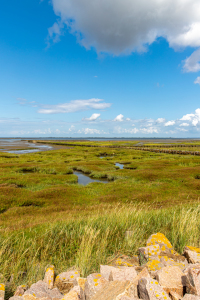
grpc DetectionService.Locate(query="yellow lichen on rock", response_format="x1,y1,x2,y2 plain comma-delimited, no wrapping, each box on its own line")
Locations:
185,246,200,253
0,284,5,300
147,233,173,249
146,259,163,272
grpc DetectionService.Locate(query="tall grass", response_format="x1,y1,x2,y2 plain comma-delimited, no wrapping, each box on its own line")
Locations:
1,203,200,295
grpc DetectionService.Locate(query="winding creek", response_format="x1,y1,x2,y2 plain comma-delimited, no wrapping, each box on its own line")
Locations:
74,171,109,185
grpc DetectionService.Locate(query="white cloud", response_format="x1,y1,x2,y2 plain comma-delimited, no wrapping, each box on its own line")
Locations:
84,113,100,121
126,118,131,121
141,127,158,134
180,123,189,127
180,108,200,126
50,0,200,55
165,121,175,126
183,49,200,72
78,128,101,134
156,118,165,123
38,98,111,114
179,128,188,132
114,114,124,122
194,77,200,84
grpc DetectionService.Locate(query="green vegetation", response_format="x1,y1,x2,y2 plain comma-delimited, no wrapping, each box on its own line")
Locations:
0,140,200,296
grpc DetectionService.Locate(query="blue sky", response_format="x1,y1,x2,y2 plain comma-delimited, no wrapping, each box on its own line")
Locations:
1,0,200,137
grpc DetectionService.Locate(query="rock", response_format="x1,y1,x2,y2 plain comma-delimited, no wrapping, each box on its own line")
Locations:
182,295,200,300
156,266,186,296
145,259,164,272
146,233,173,251
9,297,24,300
184,265,200,276
122,267,150,298
138,277,170,300
139,233,188,271
100,265,137,281
116,297,137,300
185,247,200,254
75,277,86,292
138,245,160,263
14,285,28,297
90,280,130,300
169,291,182,300
44,266,55,289
0,284,5,300
84,273,108,300
184,248,200,264
62,291,79,300
110,256,139,268
186,266,200,295
159,254,188,270
70,286,85,300
54,271,80,294
23,280,63,300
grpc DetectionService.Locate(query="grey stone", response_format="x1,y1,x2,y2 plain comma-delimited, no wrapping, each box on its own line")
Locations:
138,277,170,300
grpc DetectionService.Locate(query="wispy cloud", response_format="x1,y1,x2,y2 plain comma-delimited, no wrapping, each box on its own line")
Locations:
183,49,200,73
38,98,111,114
194,77,200,85
83,113,101,121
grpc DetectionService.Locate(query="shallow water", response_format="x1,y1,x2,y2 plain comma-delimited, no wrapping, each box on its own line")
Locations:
74,171,109,185
7,149,40,154
115,163,124,169
0,139,53,154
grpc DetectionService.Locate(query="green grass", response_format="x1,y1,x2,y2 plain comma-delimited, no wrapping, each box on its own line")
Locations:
0,140,200,297
1,203,200,296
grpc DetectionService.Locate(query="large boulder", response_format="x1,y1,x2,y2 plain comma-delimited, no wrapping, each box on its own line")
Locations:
139,233,188,272
84,273,108,300
100,265,137,281
156,266,186,296
54,271,80,294
138,277,170,300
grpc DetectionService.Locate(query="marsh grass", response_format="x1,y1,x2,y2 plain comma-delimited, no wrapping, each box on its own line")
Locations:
1,203,200,295
1,141,200,296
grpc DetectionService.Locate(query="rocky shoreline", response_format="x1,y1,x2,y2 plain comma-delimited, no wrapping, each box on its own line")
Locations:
1,233,200,300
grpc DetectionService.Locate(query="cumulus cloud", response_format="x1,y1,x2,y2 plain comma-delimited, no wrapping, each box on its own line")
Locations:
165,121,175,126
156,118,165,123
114,114,124,122
141,127,158,134
50,0,200,55
83,113,100,121
194,77,200,84
180,108,200,126
183,49,200,72
38,98,111,114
